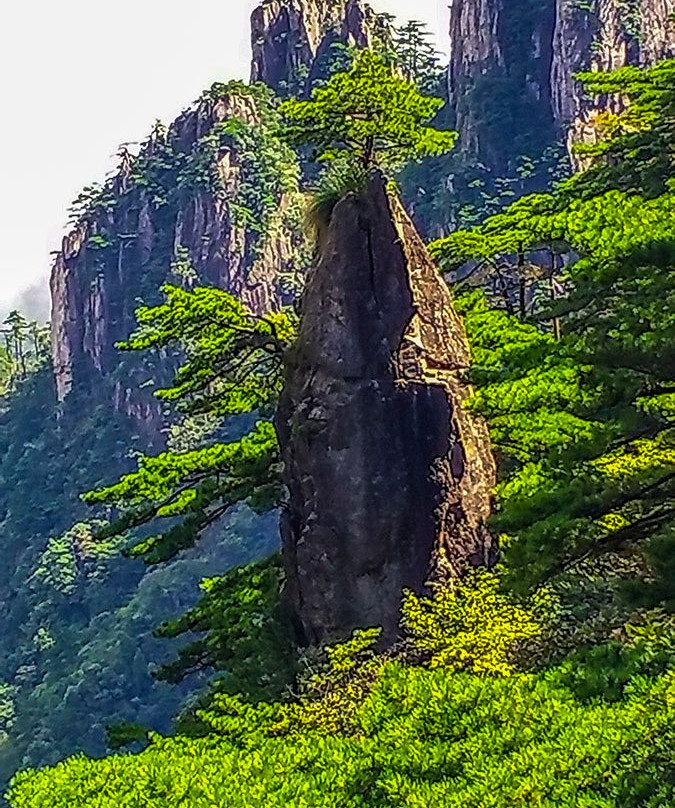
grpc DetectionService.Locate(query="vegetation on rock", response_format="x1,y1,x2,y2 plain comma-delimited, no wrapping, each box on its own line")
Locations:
281,49,456,172
2,13,674,808
432,61,675,608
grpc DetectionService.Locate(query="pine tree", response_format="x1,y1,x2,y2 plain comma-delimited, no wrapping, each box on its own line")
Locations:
3,310,28,380
393,20,443,93
83,285,295,564
280,49,455,172
431,60,675,607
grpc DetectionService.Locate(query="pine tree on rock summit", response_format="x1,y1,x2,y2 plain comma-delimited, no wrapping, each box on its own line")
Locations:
280,49,456,172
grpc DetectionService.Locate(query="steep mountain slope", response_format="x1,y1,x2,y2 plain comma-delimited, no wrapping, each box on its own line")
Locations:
250,0,378,92
52,84,305,417
447,0,675,170
1,0,673,797
406,0,674,237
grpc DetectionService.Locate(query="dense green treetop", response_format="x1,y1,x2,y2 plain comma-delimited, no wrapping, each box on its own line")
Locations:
280,49,456,171
8,573,674,807
392,20,444,93
568,60,675,199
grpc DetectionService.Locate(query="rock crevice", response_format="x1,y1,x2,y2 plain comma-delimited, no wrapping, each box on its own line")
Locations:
276,174,496,646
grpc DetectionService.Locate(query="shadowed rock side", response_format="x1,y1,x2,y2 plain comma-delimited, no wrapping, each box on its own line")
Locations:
276,174,497,647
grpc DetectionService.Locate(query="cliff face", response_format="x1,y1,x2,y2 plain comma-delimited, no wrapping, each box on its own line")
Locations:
447,0,674,170
250,0,376,91
447,0,558,172
552,0,675,161
50,88,304,431
276,174,497,646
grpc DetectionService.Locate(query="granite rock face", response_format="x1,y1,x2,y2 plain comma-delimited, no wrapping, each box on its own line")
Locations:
276,174,497,646
50,91,302,435
446,0,674,170
250,0,376,91
552,0,675,163
447,0,557,172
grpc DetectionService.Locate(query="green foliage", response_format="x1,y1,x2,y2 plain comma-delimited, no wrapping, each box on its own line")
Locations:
8,660,673,807
154,556,295,703
402,571,542,675
392,20,444,94
569,60,675,198
104,722,150,752
0,686,15,748
7,541,675,807
217,114,300,249
280,50,456,172
34,521,120,596
0,369,218,792
304,158,368,242
81,285,294,565
118,285,294,417
430,61,675,604
0,312,49,390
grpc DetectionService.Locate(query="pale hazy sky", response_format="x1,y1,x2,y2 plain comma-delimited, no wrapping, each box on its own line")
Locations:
0,0,449,320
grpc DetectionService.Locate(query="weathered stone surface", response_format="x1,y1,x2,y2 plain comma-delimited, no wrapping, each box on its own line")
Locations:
446,0,674,170
276,174,497,646
50,91,300,432
250,0,375,91
552,0,675,164
447,0,557,172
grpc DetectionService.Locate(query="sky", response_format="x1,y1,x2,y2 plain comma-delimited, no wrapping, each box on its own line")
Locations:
0,0,449,322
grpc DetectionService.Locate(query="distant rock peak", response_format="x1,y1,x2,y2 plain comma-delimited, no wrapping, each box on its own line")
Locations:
447,0,674,171
250,0,377,92
50,86,304,420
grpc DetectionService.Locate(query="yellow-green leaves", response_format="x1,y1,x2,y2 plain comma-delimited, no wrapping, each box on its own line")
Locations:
402,571,541,676
8,661,674,808
325,628,382,674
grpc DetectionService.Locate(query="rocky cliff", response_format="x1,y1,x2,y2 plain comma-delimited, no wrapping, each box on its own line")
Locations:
250,0,378,92
552,0,675,160
277,174,497,646
52,0,675,418
447,0,558,173
50,85,305,432
447,0,674,170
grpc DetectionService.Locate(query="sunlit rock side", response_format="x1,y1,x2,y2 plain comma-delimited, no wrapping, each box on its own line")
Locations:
277,173,497,647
